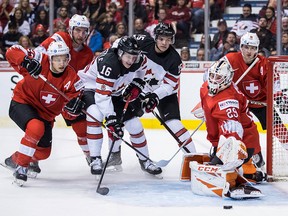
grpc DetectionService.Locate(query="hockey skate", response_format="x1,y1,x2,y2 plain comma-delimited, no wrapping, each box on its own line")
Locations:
27,161,41,178
90,157,103,176
3,155,17,171
13,166,28,187
139,159,163,178
104,150,123,172
224,184,264,200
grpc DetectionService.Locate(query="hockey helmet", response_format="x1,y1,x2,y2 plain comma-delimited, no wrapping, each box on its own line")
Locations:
207,57,234,96
68,14,90,38
118,36,141,56
240,32,260,52
153,22,175,37
47,41,71,62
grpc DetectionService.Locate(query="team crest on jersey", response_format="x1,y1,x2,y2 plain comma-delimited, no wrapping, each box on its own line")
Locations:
40,91,60,107
242,80,260,98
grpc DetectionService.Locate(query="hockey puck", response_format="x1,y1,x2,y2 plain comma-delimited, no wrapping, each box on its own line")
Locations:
223,205,233,209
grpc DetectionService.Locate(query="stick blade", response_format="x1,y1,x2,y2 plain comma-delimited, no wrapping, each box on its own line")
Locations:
97,187,109,195
156,160,169,167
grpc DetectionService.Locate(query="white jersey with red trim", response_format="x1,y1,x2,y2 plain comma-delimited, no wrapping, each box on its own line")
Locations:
78,48,147,118
133,35,182,99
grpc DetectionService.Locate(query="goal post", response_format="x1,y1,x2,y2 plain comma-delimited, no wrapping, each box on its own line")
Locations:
267,56,288,180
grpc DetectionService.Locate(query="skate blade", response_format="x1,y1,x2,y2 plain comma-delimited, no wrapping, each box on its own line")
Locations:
106,165,123,172
27,170,38,179
0,163,14,172
13,178,26,187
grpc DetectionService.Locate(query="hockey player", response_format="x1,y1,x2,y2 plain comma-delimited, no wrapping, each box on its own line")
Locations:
224,32,288,170
106,22,196,172
78,36,162,176
136,23,196,154
192,59,262,199
35,14,93,165
4,41,85,186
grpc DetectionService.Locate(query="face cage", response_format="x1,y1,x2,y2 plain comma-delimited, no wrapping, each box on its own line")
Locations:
208,73,230,96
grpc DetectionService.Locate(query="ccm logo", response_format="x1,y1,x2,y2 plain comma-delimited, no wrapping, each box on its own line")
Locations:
197,166,219,172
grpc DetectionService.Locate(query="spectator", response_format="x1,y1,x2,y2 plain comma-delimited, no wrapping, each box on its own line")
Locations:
211,19,229,49
123,0,147,25
105,0,125,11
0,0,14,30
31,9,49,35
84,0,106,23
167,0,191,42
196,47,205,61
2,22,23,58
103,33,118,50
3,8,31,36
18,35,33,49
180,46,191,61
283,0,288,16
281,31,288,55
31,24,48,47
198,33,211,49
225,31,239,51
36,0,50,14
250,16,275,56
107,2,122,23
55,0,77,18
265,6,277,36
115,22,127,38
231,3,259,42
96,12,116,41
86,21,103,55
53,6,70,31
188,0,204,33
282,16,288,32
73,0,89,15
54,22,68,33
210,40,232,61
134,17,150,36
14,0,35,25
145,7,175,38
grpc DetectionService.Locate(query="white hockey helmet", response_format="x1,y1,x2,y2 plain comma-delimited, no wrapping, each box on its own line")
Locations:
68,14,90,38
207,58,234,96
47,41,71,63
240,32,260,52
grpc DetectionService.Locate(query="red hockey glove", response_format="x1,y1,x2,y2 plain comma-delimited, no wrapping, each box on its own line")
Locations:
142,93,159,113
21,56,42,78
105,115,124,140
123,78,146,102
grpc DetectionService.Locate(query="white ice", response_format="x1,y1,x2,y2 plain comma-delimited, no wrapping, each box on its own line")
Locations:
1,125,288,216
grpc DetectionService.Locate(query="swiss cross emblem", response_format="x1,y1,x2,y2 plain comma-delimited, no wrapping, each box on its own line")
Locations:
40,91,59,107
242,80,261,98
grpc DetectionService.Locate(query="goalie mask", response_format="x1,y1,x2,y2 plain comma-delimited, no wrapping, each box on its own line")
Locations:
207,58,234,96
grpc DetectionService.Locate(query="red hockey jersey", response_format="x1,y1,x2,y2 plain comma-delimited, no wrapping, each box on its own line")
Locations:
6,46,83,122
200,81,259,150
225,52,268,108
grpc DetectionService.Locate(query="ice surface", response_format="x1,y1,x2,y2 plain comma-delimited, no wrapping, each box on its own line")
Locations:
1,127,288,216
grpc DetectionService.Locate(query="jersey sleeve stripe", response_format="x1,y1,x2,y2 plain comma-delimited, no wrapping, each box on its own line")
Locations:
96,77,114,87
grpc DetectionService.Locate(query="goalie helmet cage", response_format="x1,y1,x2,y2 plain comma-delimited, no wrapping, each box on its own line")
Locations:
267,56,288,181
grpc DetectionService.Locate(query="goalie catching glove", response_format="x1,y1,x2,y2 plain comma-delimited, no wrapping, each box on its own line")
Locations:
123,78,145,102
105,115,124,140
142,92,159,113
21,56,42,78
64,97,85,116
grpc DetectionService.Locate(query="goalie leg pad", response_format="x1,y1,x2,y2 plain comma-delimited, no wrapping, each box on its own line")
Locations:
180,153,210,181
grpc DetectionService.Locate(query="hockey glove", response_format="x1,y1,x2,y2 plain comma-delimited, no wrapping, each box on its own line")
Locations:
21,56,42,78
142,93,159,113
64,97,85,115
105,115,124,140
123,78,146,102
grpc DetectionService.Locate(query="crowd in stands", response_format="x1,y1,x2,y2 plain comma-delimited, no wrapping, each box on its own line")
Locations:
0,0,288,61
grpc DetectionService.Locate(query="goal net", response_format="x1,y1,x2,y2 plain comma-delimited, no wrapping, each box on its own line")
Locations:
267,56,288,180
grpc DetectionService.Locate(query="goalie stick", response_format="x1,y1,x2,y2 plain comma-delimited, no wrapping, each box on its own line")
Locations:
96,96,131,196
38,75,155,163
156,119,204,167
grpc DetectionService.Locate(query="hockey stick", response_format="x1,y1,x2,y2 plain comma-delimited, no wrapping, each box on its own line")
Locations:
96,96,131,196
38,75,154,162
156,119,205,167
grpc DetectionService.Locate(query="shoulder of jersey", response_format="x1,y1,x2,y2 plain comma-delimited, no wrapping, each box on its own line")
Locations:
97,49,120,79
